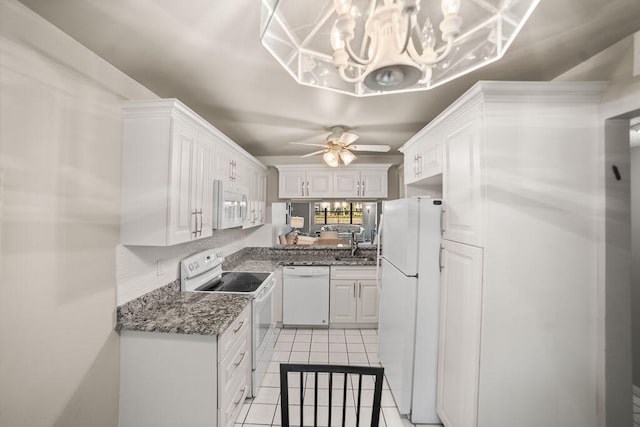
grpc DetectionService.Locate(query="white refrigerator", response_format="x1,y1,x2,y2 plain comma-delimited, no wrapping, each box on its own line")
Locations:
378,197,442,424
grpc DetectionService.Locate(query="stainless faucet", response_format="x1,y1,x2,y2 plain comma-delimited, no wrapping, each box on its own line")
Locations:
351,231,358,256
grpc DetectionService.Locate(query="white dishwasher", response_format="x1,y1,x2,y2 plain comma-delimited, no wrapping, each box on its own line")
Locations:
282,266,330,327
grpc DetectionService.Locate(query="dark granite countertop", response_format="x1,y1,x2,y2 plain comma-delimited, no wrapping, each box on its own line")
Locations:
116,281,251,336
223,247,378,271
116,246,378,336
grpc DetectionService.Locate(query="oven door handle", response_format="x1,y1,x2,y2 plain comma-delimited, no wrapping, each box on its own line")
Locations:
255,282,274,304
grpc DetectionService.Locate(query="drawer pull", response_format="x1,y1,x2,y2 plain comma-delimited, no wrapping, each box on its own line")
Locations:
234,386,246,406
233,320,245,333
233,351,246,367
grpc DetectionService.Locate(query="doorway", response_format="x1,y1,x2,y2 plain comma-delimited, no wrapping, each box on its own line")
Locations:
602,111,639,427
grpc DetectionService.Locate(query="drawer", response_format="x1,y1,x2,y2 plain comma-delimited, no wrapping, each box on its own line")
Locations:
218,332,251,404
219,304,251,356
330,266,377,280
219,370,250,427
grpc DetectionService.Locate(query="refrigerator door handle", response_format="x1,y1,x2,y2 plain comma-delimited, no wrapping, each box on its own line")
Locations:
440,208,445,235
439,245,444,272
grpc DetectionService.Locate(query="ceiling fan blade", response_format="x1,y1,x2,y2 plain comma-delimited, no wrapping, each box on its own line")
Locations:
349,144,391,152
300,149,326,158
338,131,359,146
288,142,328,147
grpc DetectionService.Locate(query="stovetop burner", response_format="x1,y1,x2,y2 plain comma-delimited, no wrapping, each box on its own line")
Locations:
196,271,271,293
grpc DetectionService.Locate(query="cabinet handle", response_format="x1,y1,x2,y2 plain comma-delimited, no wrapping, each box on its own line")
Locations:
306,181,310,197
233,320,245,333
440,208,446,234
353,283,356,298
356,181,360,197
233,386,246,406
358,282,362,298
301,181,305,197
233,351,246,367
192,210,198,237
361,181,365,197
439,245,444,272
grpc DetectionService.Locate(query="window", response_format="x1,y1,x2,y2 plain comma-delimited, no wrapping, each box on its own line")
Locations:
313,202,363,225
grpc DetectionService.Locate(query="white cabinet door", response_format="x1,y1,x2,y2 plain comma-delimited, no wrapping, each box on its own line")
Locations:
421,137,443,178
213,142,229,182
443,107,484,247
192,133,214,239
167,118,198,245
279,170,306,198
330,280,357,323
307,171,334,198
436,240,483,427
361,171,387,198
334,171,361,198
356,280,378,323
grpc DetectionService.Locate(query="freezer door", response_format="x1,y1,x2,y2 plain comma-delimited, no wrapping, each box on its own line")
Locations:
381,198,420,275
378,259,417,415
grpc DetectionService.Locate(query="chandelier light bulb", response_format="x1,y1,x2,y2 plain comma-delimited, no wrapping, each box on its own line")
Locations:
334,0,351,15
441,0,461,16
330,27,345,50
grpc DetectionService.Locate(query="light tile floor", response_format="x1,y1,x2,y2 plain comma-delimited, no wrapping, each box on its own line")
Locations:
234,328,429,427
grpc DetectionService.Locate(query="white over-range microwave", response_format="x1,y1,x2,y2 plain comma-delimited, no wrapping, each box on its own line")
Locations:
213,179,247,230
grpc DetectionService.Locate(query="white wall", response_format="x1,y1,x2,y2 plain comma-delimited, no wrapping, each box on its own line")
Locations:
556,32,640,426
0,1,156,426
117,226,271,304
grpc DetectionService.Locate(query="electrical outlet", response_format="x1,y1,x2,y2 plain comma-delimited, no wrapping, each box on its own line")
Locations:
157,259,164,276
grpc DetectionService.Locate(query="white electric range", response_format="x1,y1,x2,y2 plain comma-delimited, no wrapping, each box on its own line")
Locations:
180,249,276,397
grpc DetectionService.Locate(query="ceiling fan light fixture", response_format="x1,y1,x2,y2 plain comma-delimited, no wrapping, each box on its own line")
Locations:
261,0,540,97
323,149,340,167
339,149,356,165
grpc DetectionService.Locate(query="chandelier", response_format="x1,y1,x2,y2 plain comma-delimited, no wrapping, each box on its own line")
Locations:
260,0,540,97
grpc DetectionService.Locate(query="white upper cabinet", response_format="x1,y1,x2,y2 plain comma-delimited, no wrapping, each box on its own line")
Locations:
277,165,390,199
401,127,443,185
442,103,484,248
279,169,333,198
306,170,334,198
333,171,361,198
360,168,388,198
121,99,266,246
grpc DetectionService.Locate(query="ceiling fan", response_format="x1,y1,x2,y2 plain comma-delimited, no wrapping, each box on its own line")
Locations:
288,126,391,167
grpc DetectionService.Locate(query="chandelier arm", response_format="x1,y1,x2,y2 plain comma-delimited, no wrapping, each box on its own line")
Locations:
400,12,415,54
407,36,455,66
344,37,375,65
338,66,363,83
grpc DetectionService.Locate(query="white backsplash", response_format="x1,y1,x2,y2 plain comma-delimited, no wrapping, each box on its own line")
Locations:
116,225,272,304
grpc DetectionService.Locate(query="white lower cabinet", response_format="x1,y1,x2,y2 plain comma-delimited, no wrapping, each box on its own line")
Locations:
329,266,378,326
330,279,358,323
119,304,252,427
436,240,483,427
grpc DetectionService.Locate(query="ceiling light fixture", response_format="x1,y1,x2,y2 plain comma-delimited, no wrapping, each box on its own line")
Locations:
339,148,356,165
261,0,540,97
323,148,340,167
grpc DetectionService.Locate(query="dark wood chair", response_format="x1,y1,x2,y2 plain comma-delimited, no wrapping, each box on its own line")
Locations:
279,363,385,427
